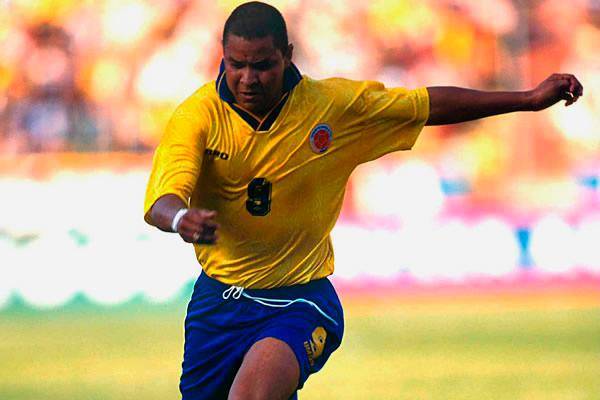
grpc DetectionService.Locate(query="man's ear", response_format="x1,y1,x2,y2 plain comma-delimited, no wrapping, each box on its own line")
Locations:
284,43,294,68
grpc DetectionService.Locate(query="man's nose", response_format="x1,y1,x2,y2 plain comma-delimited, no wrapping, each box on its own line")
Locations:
240,67,259,86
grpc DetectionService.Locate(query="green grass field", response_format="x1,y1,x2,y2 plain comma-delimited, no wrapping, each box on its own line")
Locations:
1,285,599,400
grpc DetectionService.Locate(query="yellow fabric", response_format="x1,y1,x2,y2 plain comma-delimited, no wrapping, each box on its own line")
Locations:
144,77,430,288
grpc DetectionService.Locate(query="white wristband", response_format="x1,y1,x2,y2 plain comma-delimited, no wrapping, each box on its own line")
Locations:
171,208,188,232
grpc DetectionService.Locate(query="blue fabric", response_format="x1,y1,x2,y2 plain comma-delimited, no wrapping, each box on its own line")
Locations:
180,271,345,400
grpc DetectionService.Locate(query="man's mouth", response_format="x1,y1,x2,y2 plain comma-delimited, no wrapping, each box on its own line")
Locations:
239,91,261,102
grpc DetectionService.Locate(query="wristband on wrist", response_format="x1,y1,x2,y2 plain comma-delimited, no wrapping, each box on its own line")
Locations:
171,208,189,232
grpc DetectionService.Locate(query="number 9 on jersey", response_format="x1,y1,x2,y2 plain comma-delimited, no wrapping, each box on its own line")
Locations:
246,178,272,216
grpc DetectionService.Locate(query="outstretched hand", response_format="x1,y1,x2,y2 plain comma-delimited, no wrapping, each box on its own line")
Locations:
177,209,219,244
529,73,583,111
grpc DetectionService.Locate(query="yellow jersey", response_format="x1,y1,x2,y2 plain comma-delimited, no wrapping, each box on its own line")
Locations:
144,63,429,288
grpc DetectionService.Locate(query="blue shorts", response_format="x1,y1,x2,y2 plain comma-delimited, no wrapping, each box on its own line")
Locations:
180,271,345,400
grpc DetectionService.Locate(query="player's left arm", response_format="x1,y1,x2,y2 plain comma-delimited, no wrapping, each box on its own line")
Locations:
425,73,583,126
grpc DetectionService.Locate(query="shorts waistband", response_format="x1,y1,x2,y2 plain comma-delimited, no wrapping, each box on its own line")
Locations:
198,271,339,327
197,270,331,298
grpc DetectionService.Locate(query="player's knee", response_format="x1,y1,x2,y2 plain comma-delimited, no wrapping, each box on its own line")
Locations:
228,371,297,400
228,386,272,400
228,337,299,400
229,381,297,400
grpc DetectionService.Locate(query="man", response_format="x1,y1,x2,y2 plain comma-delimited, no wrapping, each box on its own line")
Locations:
144,2,583,399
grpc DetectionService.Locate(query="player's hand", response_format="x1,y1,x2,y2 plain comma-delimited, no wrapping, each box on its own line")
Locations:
177,209,219,244
528,73,583,111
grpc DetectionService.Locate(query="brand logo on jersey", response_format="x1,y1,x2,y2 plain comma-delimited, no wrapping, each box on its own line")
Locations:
205,148,229,160
304,326,327,366
309,124,332,154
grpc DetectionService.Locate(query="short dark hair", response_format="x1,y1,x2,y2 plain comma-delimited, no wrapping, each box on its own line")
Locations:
222,1,289,53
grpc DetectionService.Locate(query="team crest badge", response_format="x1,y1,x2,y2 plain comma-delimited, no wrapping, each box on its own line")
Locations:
309,124,333,154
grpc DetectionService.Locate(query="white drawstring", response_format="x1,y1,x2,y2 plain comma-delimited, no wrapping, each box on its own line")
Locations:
221,286,339,326
222,285,244,300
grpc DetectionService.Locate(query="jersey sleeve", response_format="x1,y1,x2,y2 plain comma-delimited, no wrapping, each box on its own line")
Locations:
335,80,429,164
143,99,208,224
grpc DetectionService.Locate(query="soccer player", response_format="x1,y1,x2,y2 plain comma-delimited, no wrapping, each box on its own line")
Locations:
143,2,583,399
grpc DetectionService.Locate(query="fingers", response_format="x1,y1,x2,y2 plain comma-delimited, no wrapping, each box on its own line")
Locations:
195,223,219,244
177,208,220,244
564,91,575,107
192,228,219,244
570,75,583,97
557,73,583,106
533,73,583,110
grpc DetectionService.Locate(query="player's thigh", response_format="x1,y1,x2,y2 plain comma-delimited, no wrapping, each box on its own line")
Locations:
228,337,299,400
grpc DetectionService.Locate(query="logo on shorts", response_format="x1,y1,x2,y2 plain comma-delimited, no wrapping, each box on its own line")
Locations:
304,326,327,366
309,124,332,154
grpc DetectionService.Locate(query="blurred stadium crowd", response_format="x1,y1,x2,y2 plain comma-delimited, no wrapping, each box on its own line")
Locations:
1,0,598,205
0,0,598,308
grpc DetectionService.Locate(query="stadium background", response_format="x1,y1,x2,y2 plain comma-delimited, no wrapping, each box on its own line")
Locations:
0,0,598,399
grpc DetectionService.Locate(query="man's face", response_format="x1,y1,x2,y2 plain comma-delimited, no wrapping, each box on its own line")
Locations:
223,34,292,117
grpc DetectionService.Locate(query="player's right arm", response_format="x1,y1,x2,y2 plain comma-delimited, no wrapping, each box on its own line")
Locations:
148,194,219,244
144,97,219,244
